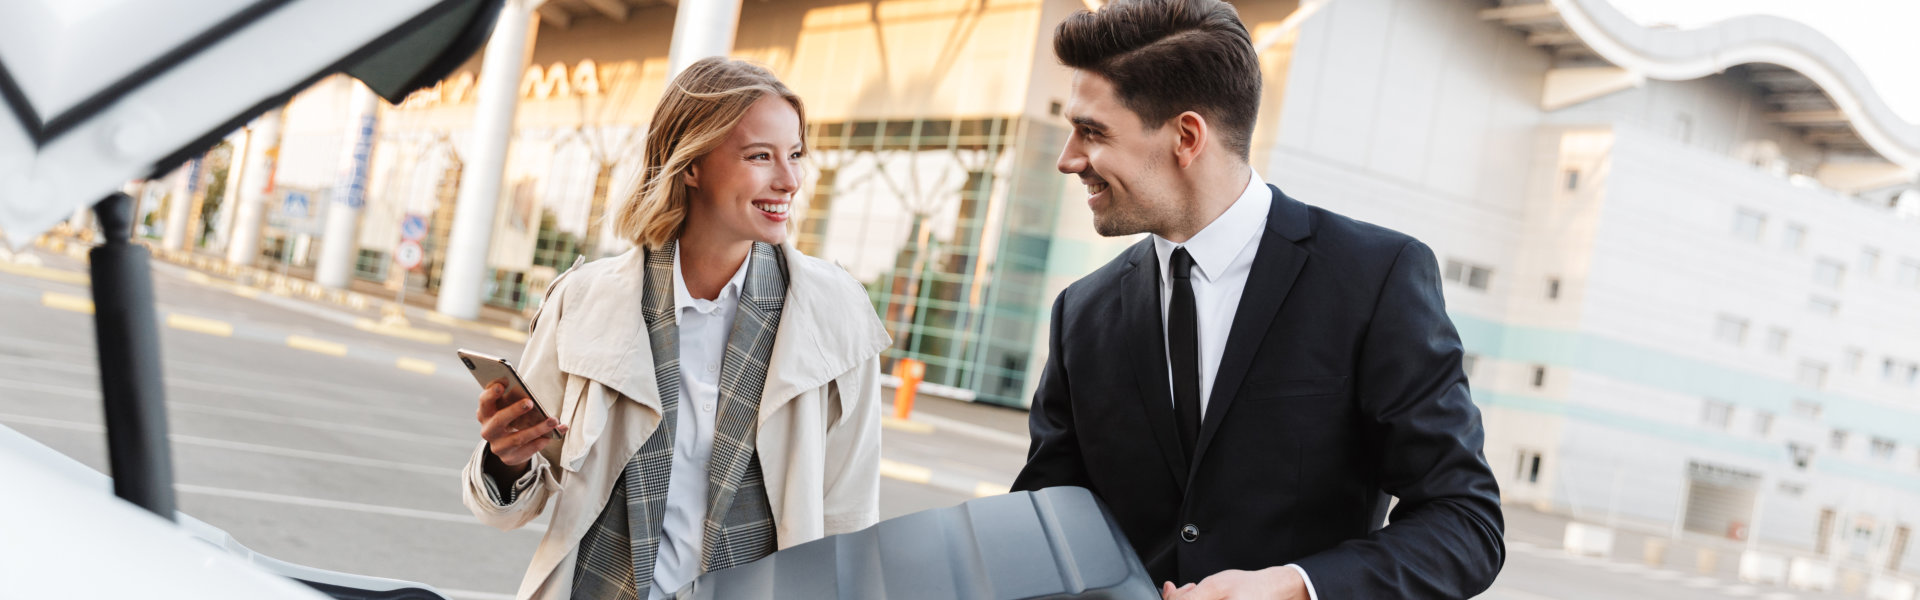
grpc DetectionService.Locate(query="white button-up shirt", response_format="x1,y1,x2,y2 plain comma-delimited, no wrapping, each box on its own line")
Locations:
1152,169,1270,417
649,251,750,600
1150,170,1320,600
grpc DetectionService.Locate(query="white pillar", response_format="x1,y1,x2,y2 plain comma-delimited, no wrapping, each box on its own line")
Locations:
437,1,536,319
227,109,286,266
69,206,92,235
315,80,382,290
666,0,744,78
209,128,252,253
160,160,197,250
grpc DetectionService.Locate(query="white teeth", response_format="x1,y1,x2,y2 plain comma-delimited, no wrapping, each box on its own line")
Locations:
1087,183,1107,195
754,202,788,214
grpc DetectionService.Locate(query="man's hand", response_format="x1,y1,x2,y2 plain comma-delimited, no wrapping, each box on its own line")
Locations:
1161,567,1307,600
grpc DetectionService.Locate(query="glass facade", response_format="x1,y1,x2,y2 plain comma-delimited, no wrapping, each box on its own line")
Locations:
807,117,1063,406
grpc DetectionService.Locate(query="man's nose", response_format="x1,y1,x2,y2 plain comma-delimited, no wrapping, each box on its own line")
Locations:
1057,143,1086,175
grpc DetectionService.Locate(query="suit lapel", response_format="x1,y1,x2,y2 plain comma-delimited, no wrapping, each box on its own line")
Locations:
1189,186,1311,473
1120,239,1191,490
702,243,786,566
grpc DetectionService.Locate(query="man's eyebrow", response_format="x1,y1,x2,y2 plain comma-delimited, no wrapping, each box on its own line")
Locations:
1069,116,1108,132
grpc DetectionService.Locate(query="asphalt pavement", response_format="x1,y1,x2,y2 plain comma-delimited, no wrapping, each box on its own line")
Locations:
0,243,1892,599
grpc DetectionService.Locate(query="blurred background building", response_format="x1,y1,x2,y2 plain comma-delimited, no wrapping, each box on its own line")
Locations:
135,0,1920,579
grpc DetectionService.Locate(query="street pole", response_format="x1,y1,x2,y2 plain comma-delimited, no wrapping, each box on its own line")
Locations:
88,192,178,521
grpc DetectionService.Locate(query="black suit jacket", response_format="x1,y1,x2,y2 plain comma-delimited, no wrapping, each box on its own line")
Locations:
1011,185,1505,598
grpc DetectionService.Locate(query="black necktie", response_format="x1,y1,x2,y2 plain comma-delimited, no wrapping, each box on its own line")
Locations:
1168,247,1202,464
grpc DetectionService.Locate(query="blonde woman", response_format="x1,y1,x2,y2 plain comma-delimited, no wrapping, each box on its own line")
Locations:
461,57,890,600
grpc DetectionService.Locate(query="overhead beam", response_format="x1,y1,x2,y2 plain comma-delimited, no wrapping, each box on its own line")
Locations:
1480,3,1560,26
1747,70,1816,88
1804,131,1868,146
582,0,630,21
1768,110,1848,125
536,4,572,29
1766,92,1833,106
1527,30,1582,46
1542,66,1642,111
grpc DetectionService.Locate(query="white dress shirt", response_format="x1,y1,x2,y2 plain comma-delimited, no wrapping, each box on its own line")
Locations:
1151,170,1320,600
649,251,750,600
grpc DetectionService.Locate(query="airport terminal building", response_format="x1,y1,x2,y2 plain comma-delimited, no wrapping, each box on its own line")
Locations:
169,0,1920,577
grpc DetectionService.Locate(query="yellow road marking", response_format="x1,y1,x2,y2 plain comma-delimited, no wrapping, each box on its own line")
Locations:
166,314,233,337
286,335,348,357
232,287,261,299
396,357,437,375
3,261,90,285
489,327,528,343
41,292,94,314
881,417,935,434
353,318,454,345
185,271,212,285
424,312,460,326
878,459,933,485
974,482,1008,498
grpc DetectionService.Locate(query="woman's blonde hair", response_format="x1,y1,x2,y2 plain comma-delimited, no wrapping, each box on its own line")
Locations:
614,57,807,250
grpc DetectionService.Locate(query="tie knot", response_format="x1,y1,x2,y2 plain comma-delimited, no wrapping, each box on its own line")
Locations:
1169,247,1195,280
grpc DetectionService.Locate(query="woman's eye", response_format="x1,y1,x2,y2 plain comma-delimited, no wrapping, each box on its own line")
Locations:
749,153,770,160
790,152,804,160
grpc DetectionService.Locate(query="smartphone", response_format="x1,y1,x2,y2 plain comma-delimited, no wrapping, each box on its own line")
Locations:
458,349,560,440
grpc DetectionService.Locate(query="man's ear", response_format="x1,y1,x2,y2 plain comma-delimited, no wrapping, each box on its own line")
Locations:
1172,111,1209,169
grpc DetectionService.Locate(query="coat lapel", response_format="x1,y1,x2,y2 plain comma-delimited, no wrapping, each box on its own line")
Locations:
1189,186,1312,473
702,243,786,564
554,249,660,415
1120,239,1191,490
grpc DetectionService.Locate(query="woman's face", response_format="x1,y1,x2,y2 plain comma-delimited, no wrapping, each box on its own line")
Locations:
684,95,805,246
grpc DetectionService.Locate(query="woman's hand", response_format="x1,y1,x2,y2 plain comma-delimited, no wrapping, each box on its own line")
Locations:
476,383,566,482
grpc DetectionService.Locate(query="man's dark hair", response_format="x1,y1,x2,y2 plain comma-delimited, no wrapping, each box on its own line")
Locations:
1054,0,1261,159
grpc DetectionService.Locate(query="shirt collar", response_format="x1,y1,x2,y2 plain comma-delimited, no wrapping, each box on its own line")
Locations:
1152,169,1270,282
672,248,751,315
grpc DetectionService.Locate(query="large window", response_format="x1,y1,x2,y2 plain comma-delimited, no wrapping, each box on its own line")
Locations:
1813,258,1846,288
1700,399,1734,430
1444,259,1494,291
1732,208,1765,241
1713,314,1748,346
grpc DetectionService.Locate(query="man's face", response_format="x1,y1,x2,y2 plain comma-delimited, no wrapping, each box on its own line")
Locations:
1056,72,1186,238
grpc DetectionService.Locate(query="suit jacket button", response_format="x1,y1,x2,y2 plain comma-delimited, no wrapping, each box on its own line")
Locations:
1181,524,1199,543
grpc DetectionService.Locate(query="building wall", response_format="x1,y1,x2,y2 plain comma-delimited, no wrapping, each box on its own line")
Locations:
1273,0,1920,565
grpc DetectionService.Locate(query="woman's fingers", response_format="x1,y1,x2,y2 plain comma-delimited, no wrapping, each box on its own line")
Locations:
480,398,538,442
474,384,505,423
492,418,560,464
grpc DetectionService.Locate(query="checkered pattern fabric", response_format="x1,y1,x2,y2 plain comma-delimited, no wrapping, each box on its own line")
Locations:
569,242,784,599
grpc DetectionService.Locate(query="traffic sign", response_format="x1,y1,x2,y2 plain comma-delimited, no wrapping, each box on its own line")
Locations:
400,214,428,241
394,240,424,271
282,191,309,220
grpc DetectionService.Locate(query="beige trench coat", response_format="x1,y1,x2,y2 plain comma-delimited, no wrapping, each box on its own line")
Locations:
460,243,890,600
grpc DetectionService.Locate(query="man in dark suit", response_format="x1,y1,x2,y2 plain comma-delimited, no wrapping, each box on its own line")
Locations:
1010,1,1505,598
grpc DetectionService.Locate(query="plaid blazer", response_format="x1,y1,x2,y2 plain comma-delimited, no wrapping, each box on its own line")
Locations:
570,241,785,599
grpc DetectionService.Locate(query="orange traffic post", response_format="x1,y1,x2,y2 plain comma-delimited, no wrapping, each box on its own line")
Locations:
892,357,925,420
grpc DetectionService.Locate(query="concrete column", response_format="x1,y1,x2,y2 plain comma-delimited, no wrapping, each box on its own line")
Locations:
666,0,744,78
69,206,93,236
226,109,286,266
315,80,382,290
209,129,252,253
436,1,536,319
160,159,198,251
